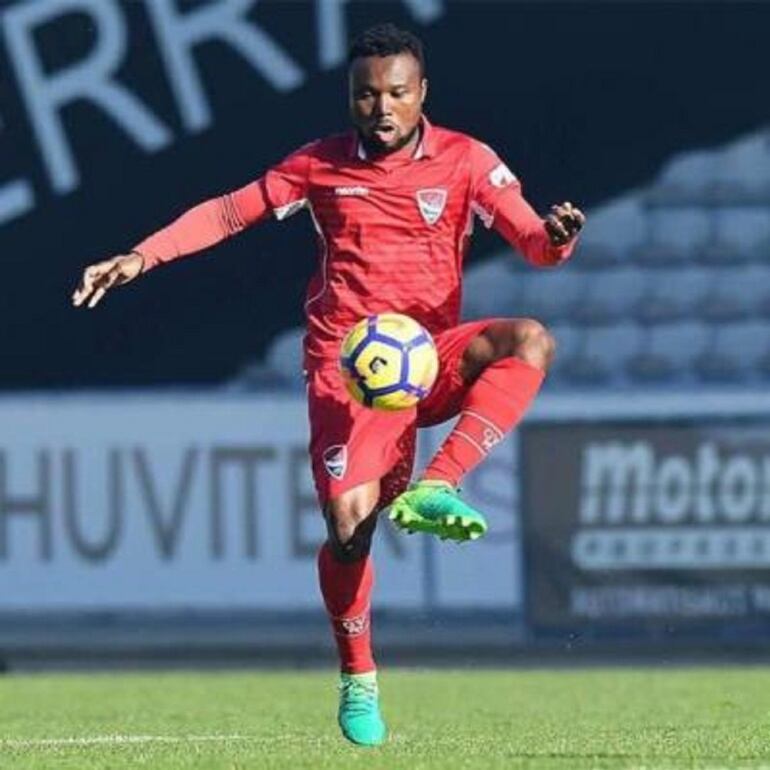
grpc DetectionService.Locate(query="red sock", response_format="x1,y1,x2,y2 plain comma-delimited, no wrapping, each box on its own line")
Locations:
317,543,376,674
424,357,544,487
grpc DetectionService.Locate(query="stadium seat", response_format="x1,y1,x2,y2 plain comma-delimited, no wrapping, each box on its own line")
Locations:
462,257,522,320
546,321,583,385
710,132,770,203
513,268,585,323
755,234,770,265
696,320,770,382
698,265,770,323
627,321,711,383
571,267,648,326
698,208,770,266
560,322,643,385
226,361,289,391
647,149,714,205
636,267,711,323
572,195,647,270
632,207,712,267
264,326,306,387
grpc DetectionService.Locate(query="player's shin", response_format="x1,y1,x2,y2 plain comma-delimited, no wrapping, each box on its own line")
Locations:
317,542,375,674
424,356,545,487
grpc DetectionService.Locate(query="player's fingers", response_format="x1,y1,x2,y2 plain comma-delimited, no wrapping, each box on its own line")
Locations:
545,215,570,244
566,208,586,235
551,204,573,229
73,270,97,306
554,202,584,237
84,267,123,309
73,263,111,306
87,286,108,309
102,267,122,291
561,215,582,237
72,285,89,307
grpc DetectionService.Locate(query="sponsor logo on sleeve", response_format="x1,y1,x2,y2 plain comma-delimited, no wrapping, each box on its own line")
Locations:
489,163,517,188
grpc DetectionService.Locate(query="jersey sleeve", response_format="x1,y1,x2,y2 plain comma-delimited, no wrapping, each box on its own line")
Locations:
468,140,575,267
135,143,315,271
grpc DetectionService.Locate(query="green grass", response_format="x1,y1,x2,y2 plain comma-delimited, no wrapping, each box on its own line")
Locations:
2,667,770,769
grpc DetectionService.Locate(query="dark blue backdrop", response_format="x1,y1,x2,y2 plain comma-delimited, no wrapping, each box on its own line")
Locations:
4,0,768,390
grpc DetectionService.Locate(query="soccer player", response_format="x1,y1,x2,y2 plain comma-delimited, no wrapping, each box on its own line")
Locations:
72,23,584,747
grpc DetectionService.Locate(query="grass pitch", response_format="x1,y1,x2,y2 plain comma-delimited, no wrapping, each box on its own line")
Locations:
2,667,769,769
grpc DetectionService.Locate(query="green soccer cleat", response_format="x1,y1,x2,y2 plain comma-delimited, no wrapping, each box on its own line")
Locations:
338,672,387,747
388,480,488,542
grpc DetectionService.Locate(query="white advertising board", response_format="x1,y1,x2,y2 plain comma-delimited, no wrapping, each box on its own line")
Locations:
0,393,520,612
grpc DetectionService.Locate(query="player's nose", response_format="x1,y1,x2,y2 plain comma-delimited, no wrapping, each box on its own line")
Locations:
373,94,393,116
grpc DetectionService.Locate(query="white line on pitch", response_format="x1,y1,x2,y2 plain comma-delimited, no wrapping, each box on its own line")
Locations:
0,734,257,749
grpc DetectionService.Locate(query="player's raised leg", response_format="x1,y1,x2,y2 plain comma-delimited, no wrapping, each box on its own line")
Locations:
390,318,554,541
318,480,387,746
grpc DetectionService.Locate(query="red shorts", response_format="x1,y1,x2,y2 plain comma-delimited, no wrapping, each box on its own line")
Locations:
307,318,498,507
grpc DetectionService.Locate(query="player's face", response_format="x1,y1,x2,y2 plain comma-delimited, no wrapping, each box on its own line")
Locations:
349,53,427,155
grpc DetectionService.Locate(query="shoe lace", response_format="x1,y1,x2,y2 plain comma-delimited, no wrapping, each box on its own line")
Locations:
340,678,378,717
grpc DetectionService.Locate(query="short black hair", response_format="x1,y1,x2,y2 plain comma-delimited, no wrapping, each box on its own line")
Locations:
347,23,425,76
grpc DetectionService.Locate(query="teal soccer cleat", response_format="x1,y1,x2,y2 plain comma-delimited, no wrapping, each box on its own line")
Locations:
338,672,387,747
389,480,488,542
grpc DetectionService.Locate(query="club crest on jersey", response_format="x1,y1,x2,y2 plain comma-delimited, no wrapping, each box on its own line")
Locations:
416,188,447,225
323,445,347,480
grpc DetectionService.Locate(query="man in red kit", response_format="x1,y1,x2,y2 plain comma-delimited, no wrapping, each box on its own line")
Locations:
72,24,584,746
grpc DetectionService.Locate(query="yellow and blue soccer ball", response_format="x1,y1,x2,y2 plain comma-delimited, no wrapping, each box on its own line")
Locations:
340,313,439,410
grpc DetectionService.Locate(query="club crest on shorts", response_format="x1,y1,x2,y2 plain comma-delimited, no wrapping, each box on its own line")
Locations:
416,188,447,225
323,444,347,480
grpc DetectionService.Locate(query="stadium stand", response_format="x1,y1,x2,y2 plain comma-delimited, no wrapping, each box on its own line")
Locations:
248,128,770,391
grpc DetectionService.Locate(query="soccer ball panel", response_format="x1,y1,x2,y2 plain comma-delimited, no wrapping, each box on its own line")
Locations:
349,339,403,391
339,318,370,359
372,389,419,411
406,339,439,391
375,313,423,342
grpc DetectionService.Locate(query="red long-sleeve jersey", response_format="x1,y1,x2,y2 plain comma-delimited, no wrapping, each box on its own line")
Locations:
134,117,576,370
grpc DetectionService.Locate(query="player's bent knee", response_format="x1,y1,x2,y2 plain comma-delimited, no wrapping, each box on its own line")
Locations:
511,319,556,370
478,319,556,371
324,497,378,563
324,520,376,563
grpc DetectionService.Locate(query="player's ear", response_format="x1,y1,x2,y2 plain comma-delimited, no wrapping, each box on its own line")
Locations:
420,78,428,105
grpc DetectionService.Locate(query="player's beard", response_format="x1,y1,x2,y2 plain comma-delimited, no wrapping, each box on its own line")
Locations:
360,122,421,157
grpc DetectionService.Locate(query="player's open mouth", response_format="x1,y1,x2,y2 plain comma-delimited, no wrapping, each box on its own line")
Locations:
372,125,397,141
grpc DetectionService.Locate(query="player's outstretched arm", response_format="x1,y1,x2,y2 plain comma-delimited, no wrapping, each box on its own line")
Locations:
71,182,269,310
70,143,314,309
72,252,144,310
468,140,585,266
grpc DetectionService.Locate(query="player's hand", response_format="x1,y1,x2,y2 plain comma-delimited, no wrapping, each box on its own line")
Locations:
545,202,585,247
71,252,144,309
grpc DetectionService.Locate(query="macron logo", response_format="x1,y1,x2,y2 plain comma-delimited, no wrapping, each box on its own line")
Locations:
334,186,369,197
